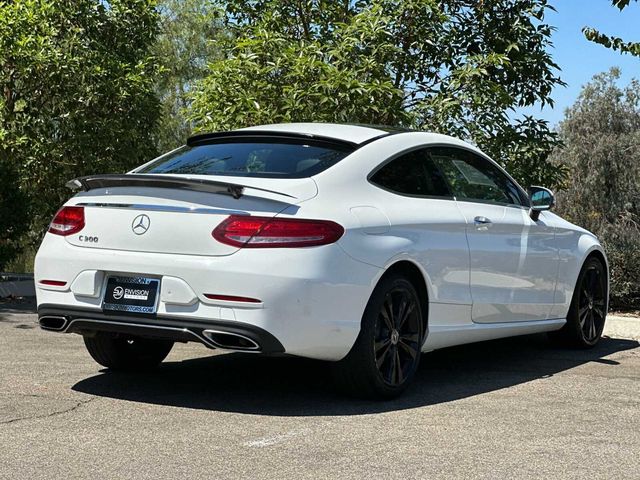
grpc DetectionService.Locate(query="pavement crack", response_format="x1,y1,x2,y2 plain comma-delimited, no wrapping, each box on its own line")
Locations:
0,396,97,426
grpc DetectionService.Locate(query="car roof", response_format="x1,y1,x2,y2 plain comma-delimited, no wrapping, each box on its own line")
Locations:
189,122,480,152
236,123,478,152
189,123,483,156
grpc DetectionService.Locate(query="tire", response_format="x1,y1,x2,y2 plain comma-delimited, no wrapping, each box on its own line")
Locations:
83,333,174,371
549,256,607,348
332,273,425,399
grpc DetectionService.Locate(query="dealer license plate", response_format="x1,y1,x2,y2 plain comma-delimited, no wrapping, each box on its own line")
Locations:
102,276,160,314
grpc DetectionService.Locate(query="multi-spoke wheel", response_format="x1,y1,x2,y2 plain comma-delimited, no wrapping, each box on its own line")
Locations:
332,273,425,398
577,263,607,344
549,256,607,348
375,287,422,387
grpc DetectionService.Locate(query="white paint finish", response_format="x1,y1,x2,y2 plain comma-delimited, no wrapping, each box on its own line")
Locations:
455,201,559,323
36,234,378,360
375,196,471,306
308,175,471,306
70,270,104,298
428,302,473,327
422,318,566,351
349,206,390,234
219,307,236,322
35,123,609,361
160,276,198,306
547,212,607,318
66,180,316,257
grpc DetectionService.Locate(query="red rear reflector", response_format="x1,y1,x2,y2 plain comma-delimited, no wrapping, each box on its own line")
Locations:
39,280,67,287
204,294,261,303
212,215,344,248
49,206,85,236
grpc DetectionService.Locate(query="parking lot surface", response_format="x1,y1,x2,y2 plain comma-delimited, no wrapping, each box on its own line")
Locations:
1,305,639,480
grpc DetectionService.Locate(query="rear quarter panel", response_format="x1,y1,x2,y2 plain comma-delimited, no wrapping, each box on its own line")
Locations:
302,133,475,309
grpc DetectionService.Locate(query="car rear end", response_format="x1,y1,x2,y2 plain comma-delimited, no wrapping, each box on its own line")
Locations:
35,133,381,361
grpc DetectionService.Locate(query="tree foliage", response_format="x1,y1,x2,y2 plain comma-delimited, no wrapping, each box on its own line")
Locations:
551,69,640,309
0,155,26,265
154,0,225,152
0,0,161,267
583,0,640,57
190,0,567,189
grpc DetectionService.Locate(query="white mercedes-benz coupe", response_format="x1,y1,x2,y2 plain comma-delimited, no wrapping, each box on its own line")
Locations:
35,123,609,398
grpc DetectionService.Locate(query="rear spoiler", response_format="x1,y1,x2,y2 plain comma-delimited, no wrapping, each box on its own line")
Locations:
65,174,296,199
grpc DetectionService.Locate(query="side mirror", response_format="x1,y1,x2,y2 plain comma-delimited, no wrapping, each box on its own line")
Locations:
528,186,555,221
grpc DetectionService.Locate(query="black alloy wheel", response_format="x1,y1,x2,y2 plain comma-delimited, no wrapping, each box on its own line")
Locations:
332,273,425,399
374,287,422,386
577,262,607,345
550,256,607,348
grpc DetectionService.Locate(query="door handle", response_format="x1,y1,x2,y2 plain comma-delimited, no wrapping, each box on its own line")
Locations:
474,216,492,225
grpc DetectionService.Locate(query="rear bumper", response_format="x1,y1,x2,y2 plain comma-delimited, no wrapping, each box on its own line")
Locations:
38,304,285,353
35,234,381,360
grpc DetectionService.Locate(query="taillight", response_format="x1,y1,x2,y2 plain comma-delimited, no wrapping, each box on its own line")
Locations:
212,215,344,248
49,206,85,236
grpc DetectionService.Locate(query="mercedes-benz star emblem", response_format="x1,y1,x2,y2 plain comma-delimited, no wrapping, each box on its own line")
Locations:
131,214,151,235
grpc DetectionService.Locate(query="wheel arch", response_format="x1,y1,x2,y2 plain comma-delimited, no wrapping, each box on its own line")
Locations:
564,235,610,316
378,260,430,337
583,247,610,310
585,248,608,272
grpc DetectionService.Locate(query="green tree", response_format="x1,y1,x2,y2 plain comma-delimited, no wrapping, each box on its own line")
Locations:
189,0,567,189
583,1,640,57
154,0,226,152
551,69,640,309
0,0,161,267
0,157,27,266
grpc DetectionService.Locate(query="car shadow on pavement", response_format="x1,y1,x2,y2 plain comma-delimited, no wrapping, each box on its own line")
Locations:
72,334,639,416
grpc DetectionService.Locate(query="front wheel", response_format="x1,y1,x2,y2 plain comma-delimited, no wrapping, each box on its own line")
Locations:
549,256,607,348
332,273,425,399
83,333,174,371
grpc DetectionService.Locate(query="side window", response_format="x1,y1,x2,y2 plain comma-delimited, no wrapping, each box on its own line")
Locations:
370,149,451,197
430,148,525,206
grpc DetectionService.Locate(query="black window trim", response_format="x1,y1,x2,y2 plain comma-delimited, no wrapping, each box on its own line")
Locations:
367,145,456,201
368,143,531,208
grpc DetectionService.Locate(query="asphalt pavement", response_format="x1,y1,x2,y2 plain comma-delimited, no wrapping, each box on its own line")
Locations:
1,304,638,480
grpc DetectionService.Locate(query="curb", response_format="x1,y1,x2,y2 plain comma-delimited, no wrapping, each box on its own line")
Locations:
604,315,640,341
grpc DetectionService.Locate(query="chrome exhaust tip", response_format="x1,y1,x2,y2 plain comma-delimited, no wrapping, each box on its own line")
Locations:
39,316,69,332
202,329,260,351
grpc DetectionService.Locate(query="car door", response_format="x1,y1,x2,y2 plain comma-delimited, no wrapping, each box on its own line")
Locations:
429,146,559,323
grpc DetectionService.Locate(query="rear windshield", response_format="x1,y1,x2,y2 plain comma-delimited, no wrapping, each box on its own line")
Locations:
139,139,354,178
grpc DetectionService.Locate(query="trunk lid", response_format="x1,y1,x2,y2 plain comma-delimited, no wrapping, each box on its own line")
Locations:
64,175,317,256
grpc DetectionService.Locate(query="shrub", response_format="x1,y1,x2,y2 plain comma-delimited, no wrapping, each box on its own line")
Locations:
551,69,640,309
0,0,161,268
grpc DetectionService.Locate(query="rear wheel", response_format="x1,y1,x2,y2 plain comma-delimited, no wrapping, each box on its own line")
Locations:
333,273,425,399
550,257,607,348
83,333,174,371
